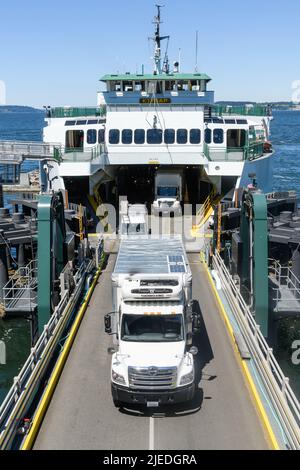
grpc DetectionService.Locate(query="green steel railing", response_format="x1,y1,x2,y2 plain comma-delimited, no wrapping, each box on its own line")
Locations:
203,142,265,162
49,106,107,119
212,104,272,117
62,144,106,162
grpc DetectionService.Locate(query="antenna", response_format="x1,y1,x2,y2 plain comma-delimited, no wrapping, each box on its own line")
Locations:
149,4,170,74
195,30,199,73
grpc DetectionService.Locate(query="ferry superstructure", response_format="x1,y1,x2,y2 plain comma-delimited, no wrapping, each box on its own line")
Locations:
43,6,274,211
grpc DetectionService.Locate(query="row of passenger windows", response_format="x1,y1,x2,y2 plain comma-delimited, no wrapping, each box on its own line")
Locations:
66,127,245,147
109,128,201,145
108,128,226,145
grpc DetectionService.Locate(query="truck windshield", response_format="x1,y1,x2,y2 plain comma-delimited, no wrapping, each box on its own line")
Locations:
157,187,178,197
121,314,184,342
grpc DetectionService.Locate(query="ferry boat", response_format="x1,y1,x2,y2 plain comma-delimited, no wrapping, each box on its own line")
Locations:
42,6,274,214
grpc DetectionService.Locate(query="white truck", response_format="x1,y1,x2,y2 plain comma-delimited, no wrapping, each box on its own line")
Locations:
152,171,182,216
104,236,200,408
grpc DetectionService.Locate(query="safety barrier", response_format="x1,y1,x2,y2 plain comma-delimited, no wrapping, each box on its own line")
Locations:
0,141,62,161
3,260,37,314
0,257,96,449
212,251,300,449
192,189,217,234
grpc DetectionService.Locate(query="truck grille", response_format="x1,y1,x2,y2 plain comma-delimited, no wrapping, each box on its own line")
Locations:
128,366,177,390
131,289,173,294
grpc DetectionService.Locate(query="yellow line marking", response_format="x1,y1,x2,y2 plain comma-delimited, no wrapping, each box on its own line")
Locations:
21,261,105,450
202,260,280,451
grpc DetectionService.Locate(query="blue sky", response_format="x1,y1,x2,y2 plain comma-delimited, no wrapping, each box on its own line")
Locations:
0,0,299,107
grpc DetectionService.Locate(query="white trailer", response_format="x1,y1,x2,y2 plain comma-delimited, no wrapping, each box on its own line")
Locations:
105,236,200,408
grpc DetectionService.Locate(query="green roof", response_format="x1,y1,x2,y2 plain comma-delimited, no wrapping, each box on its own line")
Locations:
100,73,211,82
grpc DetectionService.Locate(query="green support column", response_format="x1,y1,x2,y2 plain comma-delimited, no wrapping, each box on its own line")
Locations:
252,193,268,337
37,192,66,336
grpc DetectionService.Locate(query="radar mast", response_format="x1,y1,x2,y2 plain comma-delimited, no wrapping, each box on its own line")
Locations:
150,5,170,74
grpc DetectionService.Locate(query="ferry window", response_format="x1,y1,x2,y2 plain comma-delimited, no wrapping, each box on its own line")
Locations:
134,129,145,144
156,81,163,94
87,129,97,145
134,82,142,92
227,129,246,148
190,129,201,144
147,129,163,144
236,119,248,124
98,129,105,144
200,80,207,92
177,81,189,91
191,80,200,91
224,119,236,124
122,129,133,144
66,130,84,151
165,81,176,91
205,128,212,144
115,82,122,92
164,129,175,144
212,117,224,124
65,120,76,126
213,129,224,144
109,129,120,144
177,129,188,144
148,81,156,94
123,81,133,92
76,120,87,125
87,119,98,125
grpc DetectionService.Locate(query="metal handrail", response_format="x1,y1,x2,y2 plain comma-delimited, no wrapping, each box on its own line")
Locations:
0,140,62,154
203,141,265,162
212,251,300,449
269,259,300,306
0,258,95,449
61,143,106,161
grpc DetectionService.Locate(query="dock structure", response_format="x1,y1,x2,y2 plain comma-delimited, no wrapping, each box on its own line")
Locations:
32,254,270,450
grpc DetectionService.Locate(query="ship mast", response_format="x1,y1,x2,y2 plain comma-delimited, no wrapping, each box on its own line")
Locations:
151,4,170,74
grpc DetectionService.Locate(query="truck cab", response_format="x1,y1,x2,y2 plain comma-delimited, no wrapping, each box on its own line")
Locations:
110,300,196,407
152,172,182,216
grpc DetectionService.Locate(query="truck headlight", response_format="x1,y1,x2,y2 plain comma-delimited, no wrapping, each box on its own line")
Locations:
180,371,194,386
112,370,126,385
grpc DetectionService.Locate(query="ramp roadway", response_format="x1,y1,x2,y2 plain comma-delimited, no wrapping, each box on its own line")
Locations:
33,254,269,450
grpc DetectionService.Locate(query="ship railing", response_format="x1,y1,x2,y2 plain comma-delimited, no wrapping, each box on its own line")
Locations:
266,191,298,201
61,143,107,162
2,260,38,313
0,254,99,449
0,141,62,161
211,104,272,117
269,259,300,307
212,251,300,449
203,142,264,162
48,106,107,119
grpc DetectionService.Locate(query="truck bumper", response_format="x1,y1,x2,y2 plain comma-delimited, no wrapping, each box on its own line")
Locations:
111,383,195,406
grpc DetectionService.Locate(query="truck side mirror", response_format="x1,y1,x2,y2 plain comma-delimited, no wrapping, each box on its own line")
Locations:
192,314,201,332
189,346,198,356
104,314,112,334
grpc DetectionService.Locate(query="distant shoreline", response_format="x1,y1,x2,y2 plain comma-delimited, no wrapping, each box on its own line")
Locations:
0,106,44,113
